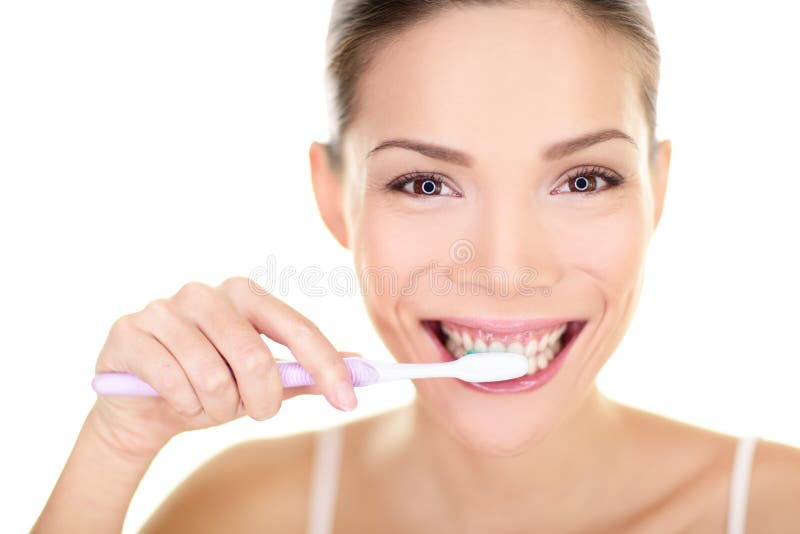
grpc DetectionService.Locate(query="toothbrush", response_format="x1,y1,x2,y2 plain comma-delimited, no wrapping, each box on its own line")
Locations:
91,352,530,396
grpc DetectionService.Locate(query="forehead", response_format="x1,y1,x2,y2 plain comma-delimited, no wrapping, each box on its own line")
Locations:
348,4,646,165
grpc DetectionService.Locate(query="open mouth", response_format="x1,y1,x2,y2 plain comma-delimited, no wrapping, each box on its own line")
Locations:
422,318,587,378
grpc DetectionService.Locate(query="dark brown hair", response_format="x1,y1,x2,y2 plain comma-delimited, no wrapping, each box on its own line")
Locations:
323,0,660,173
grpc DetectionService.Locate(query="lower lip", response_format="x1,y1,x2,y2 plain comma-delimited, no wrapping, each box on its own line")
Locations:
428,321,583,394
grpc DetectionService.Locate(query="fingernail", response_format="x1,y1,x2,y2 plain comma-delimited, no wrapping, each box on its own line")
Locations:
333,380,357,411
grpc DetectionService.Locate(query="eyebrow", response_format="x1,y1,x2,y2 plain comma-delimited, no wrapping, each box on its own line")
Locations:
366,128,638,166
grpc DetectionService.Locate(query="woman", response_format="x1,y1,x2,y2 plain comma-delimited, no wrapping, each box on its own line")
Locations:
34,1,800,532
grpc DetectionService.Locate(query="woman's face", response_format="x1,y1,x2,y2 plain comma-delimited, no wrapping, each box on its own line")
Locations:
313,4,669,454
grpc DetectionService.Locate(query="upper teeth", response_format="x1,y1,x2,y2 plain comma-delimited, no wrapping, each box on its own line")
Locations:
441,322,567,375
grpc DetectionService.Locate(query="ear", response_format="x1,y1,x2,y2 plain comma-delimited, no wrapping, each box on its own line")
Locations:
650,138,672,231
309,141,349,249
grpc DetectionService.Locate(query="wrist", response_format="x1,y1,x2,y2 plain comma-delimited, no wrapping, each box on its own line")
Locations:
87,403,171,463
32,404,164,533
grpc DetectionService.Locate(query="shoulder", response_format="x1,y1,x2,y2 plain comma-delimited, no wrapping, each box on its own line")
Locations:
608,403,759,531
139,430,317,533
746,438,800,531
138,407,403,533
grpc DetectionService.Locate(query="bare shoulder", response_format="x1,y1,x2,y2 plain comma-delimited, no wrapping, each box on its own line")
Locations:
139,430,317,534
613,402,800,532
137,406,400,534
746,437,800,531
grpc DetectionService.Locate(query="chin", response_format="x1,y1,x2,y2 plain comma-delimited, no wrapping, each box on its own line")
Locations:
440,396,568,457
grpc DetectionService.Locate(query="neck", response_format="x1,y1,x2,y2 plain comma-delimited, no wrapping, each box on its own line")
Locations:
403,384,630,527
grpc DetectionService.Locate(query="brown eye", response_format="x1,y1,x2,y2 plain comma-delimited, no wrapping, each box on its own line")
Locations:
569,174,596,192
389,173,460,197
414,178,441,195
551,166,624,196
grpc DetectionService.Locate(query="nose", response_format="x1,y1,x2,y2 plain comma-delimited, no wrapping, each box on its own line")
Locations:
464,189,561,295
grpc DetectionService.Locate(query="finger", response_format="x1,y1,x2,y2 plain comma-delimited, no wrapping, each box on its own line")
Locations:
280,352,363,400
170,284,283,420
99,315,202,417
170,287,282,421
220,277,357,411
282,384,320,400
138,296,240,424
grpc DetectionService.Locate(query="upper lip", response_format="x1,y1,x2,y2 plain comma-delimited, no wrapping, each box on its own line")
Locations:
432,316,576,334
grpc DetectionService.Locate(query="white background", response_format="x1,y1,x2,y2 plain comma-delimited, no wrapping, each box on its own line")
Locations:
1,1,798,532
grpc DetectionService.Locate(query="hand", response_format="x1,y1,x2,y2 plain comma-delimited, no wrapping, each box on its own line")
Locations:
90,276,359,459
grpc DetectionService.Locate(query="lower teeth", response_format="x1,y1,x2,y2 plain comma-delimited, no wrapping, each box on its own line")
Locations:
529,340,562,374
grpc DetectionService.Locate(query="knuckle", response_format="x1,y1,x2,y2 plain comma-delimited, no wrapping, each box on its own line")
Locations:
176,281,211,302
323,359,351,385
206,410,229,425
175,282,221,323
110,314,136,336
178,404,203,418
143,298,174,318
155,373,182,397
251,399,281,421
234,343,271,374
220,276,248,292
261,405,282,421
335,368,354,385
198,369,231,394
157,370,201,417
153,360,183,393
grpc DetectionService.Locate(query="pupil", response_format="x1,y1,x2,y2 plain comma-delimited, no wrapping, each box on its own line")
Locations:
574,176,589,191
421,180,437,194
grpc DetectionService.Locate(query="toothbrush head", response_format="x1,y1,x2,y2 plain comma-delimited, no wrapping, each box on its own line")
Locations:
464,350,536,375
452,352,529,382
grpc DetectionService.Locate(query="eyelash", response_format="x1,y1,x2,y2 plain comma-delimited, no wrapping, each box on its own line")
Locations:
551,165,625,196
386,169,461,197
385,165,624,198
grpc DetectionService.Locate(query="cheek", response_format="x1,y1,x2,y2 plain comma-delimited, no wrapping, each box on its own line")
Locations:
350,205,462,357
555,201,649,295
354,204,463,286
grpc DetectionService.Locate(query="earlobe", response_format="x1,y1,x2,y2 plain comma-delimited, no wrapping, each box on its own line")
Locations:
309,141,350,249
651,139,672,231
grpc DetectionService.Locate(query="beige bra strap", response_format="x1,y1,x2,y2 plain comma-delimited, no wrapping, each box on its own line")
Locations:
307,425,344,534
726,435,759,534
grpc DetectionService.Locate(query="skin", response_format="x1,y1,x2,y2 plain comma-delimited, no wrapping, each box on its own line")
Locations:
305,4,800,531
310,2,675,528
34,4,800,533
322,0,664,510
329,2,659,461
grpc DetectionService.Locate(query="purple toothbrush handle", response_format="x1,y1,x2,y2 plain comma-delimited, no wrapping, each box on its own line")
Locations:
92,357,380,396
